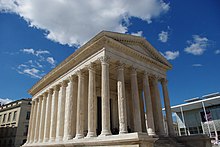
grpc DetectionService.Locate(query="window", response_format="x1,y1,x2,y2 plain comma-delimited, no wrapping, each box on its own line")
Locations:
26,111,30,120
0,115,2,124
8,113,11,122
189,127,198,134
2,114,6,123
23,125,28,136
13,111,17,121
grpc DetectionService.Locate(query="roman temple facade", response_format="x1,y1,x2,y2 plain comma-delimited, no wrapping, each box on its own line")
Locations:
23,31,176,147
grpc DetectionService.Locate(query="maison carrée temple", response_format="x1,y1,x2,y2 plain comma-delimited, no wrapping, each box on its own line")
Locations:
23,31,210,147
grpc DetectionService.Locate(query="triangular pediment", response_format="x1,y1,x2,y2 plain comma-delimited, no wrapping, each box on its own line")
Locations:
120,43,158,60
97,31,172,69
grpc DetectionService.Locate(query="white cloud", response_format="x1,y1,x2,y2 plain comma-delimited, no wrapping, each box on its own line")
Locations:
47,57,56,67
215,50,220,54
22,48,35,55
16,48,56,78
131,31,143,37
0,0,169,46
184,35,209,55
21,48,50,57
18,67,43,79
192,64,203,67
0,98,14,105
161,51,179,60
158,31,168,43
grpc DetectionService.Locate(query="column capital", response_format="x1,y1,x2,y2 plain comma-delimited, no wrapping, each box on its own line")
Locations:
48,88,54,95
53,85,60,91
39,95,43,101
32,100,36,105
87,63,96,72
161,78,168,84
43,92,48,98
99,56,110,64
76,69,85,78
151,74,162,81
143,71,152,77
116,61,125,70
60,80,68,87
68,75,76,82
130,66,137,75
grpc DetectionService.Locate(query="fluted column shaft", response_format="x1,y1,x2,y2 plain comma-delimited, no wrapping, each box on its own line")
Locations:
143,73,155,135
117,64,128,134
87,64,97,137
27,100,35,143
50,85,59,141
30,100,37,143
131,68,142,132
152,77,165,136
34,97,42,142
100,57,111,136
161,79,175,136
75,71,85,139
39,93,47,142
44,89,53,142
56,81,67,141
64,76,76,140
72,78,78,137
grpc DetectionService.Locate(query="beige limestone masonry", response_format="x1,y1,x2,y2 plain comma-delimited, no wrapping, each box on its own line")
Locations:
0,99,31,147
23,31,176,147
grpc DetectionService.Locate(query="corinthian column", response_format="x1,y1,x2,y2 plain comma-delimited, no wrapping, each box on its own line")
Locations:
27,100,35,143
152,77,165,136
64,76,76,140
87,63,97,137
143,72,155,135
56,81,68,141
39,93,47,142
34,96,42,142
50,85,60,142
44,89,53,142
75,70,85,139
130,67,142,132
100,56,111,136
161,78,175,136
117,63,128,134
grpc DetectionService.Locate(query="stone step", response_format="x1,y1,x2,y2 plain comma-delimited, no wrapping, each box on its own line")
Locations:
154,137,186,147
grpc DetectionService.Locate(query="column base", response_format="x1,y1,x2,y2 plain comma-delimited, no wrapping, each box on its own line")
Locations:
119,131,128,134
63,135,74,141
75,134,84,139
147,128,156,136
43,138,49,142
56,136,63,142
99,130,112,137
86,132,97,138
49,137,56,142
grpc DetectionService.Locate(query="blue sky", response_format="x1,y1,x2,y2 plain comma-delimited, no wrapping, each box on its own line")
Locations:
0,0,220,106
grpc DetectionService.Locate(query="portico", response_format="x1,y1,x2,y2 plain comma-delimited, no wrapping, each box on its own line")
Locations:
24,31,175,147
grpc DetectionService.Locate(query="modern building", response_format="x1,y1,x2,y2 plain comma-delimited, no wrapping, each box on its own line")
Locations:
0,98,31,147
171,92,220,143
23,31,210,147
